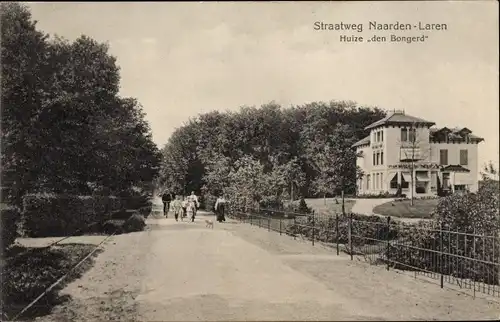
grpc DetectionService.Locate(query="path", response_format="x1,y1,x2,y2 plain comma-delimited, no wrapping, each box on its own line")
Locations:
36,207,499,321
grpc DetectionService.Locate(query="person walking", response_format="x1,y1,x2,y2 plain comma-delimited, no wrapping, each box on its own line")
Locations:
187,191,200,218
161,191,172,217
172,195,182,221
181,197,188,221
214,195,227,223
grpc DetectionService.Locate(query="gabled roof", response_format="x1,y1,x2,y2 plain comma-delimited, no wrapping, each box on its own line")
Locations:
364,111,435,130
441,165,471,173
352,135,370,148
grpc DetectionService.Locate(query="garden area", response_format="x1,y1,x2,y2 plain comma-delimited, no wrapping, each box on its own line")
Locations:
372,198,439,219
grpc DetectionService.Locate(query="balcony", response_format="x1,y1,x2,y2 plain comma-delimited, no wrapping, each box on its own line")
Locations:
399,147,424,162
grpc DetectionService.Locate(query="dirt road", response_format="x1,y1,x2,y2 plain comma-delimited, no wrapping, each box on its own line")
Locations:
39,211,499,321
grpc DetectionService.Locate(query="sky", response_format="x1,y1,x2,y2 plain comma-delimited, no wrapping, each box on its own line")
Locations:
27,1,499,171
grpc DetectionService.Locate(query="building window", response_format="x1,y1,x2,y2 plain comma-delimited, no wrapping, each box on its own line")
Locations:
376,152,380,165
390,173,398,189
380,152,384,165
401,128,408,142
366,174,370,190
381,131,384,142
439,149,448,165
460,149,468,165
377,131,381,142
373,153,376,165
375,173,379,189
408,128,416,142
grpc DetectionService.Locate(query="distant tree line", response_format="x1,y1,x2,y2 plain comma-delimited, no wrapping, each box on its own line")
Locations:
158,101,386,209
1,3,162,207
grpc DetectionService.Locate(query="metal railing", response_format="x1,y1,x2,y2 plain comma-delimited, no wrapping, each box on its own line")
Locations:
228,207,500,300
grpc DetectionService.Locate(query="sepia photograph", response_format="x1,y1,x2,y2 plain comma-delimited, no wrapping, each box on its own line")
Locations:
1,1,499,321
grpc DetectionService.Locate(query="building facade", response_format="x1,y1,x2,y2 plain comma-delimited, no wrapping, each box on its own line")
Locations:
353,110,484,196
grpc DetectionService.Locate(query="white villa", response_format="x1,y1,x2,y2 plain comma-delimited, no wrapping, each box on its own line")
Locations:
353,110,484,197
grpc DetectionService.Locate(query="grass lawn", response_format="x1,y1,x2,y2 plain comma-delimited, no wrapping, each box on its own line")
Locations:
372,198,439,219
305,198,355,217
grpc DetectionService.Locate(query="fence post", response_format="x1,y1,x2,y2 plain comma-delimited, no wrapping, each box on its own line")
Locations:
349,212,353,260
312,211,315,246
268,212,271,232
336,213,339,256
386,216,391,271
439,222,444,288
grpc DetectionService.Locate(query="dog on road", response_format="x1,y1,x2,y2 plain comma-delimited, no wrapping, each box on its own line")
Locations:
205,219,214,229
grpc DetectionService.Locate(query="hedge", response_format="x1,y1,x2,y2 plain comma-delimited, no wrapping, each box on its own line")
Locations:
22,194,122,237
1,205,20,251
285,213,398,246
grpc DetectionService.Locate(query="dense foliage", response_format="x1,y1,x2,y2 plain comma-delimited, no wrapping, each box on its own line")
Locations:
159,101,385,207
1,3,162,207
21,194,122,237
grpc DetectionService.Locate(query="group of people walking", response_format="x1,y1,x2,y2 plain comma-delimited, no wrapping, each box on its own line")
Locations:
161,191,199,222
161,190,227,223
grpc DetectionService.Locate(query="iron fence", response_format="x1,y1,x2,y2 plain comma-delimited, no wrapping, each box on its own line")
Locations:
227,207,500,300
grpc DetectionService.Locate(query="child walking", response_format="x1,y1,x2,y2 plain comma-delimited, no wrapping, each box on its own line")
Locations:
172,195,182,221
181,197,188,221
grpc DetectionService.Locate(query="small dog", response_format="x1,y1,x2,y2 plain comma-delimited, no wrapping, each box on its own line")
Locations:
205,219,214,229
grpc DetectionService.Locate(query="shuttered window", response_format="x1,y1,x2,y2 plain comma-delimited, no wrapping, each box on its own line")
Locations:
439,149,448,165
460,149,468,165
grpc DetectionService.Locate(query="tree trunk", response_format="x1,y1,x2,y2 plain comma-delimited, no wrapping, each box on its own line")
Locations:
291,182,294,202
341,189,345,215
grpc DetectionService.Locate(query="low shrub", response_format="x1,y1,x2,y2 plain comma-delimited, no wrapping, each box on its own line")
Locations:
356,192,400,199
285,213,398,246
22,194,122,237
1,205,20,251
101,220,124,235
283,198,312,215
122,214,146,233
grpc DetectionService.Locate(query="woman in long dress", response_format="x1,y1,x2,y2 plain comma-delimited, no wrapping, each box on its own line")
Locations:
214,195,227,223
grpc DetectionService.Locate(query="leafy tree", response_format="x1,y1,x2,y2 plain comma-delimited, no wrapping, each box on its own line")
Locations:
1,2,50,205
1,3,161,203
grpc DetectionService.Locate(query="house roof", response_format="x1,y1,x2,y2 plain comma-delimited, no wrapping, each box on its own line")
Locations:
429,126,484,143
441,165,471,173
364,111,435,130
352,135,370,148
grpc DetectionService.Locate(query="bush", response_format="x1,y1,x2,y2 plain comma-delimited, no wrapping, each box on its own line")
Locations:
388,184,500,285
356,192,399,199
22,194,122,237
258,196,284,210
1,205,20,251
102,220,124,235
285,213,397,246
298,198,312,214
122,214,146,233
